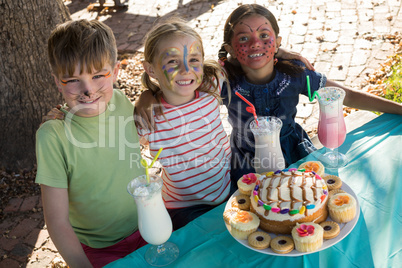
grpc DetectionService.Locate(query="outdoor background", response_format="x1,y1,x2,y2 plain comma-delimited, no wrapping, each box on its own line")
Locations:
0,0,401,267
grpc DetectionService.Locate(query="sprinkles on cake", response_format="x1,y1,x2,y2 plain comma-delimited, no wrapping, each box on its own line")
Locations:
252,169,328,216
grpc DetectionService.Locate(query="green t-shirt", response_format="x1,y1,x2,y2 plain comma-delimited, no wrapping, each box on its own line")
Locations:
36,89,144,248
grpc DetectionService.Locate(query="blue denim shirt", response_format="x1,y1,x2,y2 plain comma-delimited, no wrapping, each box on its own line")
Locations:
222,61,326,179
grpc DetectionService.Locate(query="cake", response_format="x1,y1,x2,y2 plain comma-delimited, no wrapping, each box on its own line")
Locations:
250,168,329,234
291,223,324,252
237,173,261,195
328,192,356,223
229,210,260,240
298,161,325,177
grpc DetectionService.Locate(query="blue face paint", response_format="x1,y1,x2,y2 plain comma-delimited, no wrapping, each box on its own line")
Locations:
183,45,189,72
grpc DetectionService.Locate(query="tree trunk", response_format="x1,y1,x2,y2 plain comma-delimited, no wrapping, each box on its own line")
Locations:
0,0,70,170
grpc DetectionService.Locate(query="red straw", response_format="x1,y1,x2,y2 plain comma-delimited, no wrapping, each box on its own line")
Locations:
235,91,259,126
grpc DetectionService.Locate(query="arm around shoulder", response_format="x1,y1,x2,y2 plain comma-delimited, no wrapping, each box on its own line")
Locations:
326,80,402,115
41,185,93,268
134,90,160,131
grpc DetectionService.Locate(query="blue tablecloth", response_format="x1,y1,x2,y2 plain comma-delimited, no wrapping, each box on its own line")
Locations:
106,113,401,268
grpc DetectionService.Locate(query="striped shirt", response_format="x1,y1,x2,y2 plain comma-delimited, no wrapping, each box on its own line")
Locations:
138,75,231,209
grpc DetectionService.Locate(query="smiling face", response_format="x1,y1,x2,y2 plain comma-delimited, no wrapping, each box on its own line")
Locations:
54,62,119,117
228,15,281,71
144,34,204,105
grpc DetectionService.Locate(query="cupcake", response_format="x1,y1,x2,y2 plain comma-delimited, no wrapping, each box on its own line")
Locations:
291,223,324,252
328,189,345,199
328,193,357,223
223,208,240,224
229,211,260,240
237,173,260,195
298,161,325,177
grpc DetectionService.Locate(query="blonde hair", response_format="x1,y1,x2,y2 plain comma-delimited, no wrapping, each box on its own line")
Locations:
141,18,224,102
48,19,117,78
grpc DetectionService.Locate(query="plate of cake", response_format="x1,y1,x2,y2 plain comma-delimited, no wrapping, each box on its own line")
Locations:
223,162,360,256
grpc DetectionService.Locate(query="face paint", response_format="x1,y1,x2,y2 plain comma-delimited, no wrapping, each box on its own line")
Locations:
183,45,190,72
188,42,203,84
159,48,180,89
158,40,204,89
231,16,278,70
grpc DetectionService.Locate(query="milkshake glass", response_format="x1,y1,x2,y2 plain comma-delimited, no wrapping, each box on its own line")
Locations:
250,116,285,173
127,174,179,266
317,87,347,168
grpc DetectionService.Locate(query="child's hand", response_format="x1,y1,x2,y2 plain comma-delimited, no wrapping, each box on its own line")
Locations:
276,48,315,71
41,105,65,123
134,90,161,131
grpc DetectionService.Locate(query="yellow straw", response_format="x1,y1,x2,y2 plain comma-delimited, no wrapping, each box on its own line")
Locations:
140,148,164,185
140,159,150,184
150,148,163,168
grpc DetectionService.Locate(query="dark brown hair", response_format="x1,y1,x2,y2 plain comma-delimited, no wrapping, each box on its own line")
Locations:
219,4,304,81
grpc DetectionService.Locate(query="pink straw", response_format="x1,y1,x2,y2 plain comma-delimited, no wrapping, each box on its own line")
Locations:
235,91,259,126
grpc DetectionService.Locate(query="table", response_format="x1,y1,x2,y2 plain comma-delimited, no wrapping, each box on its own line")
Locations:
106,113,401,268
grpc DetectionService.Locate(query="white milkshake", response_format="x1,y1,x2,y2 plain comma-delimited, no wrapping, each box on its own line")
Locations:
127,174,179,266
127,175,172,245
250,116,285,173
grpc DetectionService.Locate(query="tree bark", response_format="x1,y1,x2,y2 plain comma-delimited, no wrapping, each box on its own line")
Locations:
0,0,70,170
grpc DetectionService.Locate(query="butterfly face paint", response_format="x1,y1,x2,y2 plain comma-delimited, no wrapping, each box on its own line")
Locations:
147,35,205,105
231,15,278,70
156,36,204,90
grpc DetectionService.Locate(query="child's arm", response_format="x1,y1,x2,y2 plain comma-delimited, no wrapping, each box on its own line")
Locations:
276,48,315,71
134,90,160,131
326,79,402,115
41,105,65,124
41,185,93,268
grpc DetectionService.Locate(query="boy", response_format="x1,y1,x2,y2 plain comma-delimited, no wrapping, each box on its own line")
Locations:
36,19,146,268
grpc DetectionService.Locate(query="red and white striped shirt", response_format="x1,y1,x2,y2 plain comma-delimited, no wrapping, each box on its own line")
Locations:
138,76,231,209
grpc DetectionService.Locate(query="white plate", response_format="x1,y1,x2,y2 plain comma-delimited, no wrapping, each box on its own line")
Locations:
224,180,360,256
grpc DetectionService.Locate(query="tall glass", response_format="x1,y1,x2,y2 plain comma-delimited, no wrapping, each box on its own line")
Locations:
317,87,348,168
250,116,286,173
127,174,179,266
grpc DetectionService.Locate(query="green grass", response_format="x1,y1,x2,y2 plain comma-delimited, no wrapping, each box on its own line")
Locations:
382,54,402,103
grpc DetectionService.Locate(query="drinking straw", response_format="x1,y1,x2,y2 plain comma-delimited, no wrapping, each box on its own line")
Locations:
235,91,259,126
140,159,150,184
306,75,321,102
150,148,163,168
140,148,164,185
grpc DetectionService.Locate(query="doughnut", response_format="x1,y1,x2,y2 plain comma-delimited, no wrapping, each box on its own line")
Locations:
223,208,240,224
231,194,251,211
323,175,342,190
247,231,271,250
270,236,294,254
319,221,340,239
